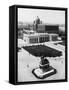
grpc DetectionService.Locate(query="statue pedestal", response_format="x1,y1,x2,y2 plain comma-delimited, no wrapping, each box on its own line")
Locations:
32,66,56,79
32,57,57,79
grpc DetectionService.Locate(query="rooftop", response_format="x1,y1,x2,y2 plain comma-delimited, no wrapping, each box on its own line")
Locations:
24,32,58,37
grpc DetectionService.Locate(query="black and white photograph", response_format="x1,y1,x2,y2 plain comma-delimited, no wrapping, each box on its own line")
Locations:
17,7,67,83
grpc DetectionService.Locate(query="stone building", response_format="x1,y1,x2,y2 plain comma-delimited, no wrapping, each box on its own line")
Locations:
23,33,58,44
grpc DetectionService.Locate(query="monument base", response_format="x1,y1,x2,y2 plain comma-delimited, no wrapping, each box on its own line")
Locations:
32,66,57,79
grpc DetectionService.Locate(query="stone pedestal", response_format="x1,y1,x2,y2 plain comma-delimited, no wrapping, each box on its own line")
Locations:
32,57,57,79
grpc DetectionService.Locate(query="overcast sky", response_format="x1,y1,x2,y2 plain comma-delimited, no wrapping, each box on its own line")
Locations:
18,8,65,24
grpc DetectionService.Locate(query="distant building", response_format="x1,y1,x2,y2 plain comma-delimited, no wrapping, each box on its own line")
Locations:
33,16,42,31
33,24,59,34
33,16,59,34
18,16,60,40
23,33,58,44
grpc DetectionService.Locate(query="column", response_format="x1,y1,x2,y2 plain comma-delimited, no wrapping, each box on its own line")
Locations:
49,34,52,41
38,37,40,43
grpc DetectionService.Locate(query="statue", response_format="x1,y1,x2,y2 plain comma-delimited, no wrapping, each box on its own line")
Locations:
39,56,49,71
32,56,57,79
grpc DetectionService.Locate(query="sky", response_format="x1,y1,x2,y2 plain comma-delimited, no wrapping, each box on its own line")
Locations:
18,8,65,25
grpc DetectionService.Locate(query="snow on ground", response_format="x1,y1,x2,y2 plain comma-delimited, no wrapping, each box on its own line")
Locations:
18,44,65,82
